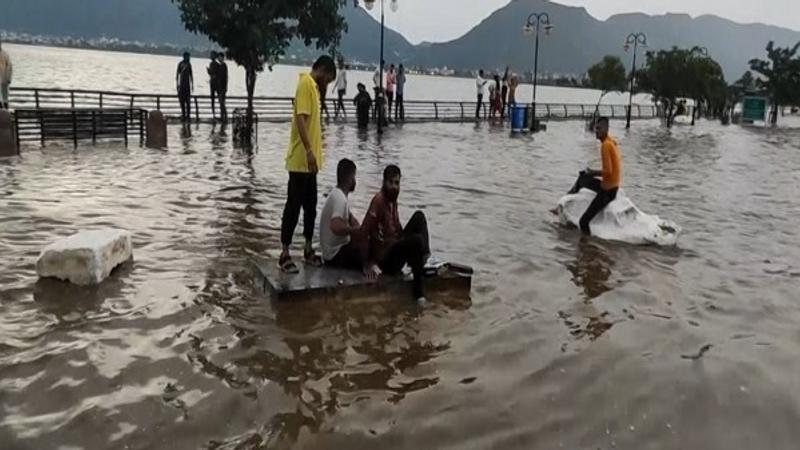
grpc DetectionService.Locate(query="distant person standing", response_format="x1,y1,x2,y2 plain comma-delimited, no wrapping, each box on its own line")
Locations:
490,74,502,118
475,70,488,119
395,64,406,121
215,53,229,123
176,52,194,122
0,39,12,110
353,83,372,129
333,61,348,120
207,51,220,120
501,66,510,118
278,55,337,273
386,64,396,120
508,73,518,107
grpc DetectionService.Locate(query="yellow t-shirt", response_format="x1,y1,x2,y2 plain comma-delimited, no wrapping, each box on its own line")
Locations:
285,73,323,173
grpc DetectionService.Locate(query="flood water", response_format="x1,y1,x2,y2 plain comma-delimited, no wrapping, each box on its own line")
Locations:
5,43,653,105
2,118,800,449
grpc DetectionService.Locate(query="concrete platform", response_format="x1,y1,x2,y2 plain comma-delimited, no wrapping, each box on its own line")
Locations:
252,256,473,302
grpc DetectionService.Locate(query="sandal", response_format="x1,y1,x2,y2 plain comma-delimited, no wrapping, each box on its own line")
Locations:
278,254,300,274
304,249,323,267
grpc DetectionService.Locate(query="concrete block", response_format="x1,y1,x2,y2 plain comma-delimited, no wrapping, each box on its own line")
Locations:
36,229,133,285
0,110,17,157
145,110,167,149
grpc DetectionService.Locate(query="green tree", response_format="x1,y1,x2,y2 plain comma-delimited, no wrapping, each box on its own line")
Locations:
171,0,350,145
686,49,727,124
637,47,693,127
586,55,627,114
749,41,800,125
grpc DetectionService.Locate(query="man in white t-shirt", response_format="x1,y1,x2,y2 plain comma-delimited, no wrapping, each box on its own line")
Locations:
475,69,488,119
333,61,348,120
320,158,381,280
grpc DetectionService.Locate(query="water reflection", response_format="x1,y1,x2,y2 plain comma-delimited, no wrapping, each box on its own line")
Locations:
566,237,616,301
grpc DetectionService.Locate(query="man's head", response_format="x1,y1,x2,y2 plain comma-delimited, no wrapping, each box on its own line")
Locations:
479,69,484,77
311,55,337,89
594,117,610,140
217,53,225,62
210,51,217,60
382,165,402,202
390,64,395,71
357,82,366,93
182,52,190,62
337,158,357,194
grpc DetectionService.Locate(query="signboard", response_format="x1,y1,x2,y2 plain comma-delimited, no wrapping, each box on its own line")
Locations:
742,96,767,122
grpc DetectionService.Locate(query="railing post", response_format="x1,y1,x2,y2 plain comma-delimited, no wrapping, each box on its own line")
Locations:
581,105,585,117
194,97,200,123
72,110,78,148
460,102,464,121
434,102,439,120
156,96,161,111
70,92,75,109
546,104,551,118
564,105,568,118
92,110,97,144
611,106,616,118
35,90,40,109
99,92,104,109
124,111,129,147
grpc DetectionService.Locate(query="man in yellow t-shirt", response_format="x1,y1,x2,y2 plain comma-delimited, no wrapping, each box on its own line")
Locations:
279,55,337,273
575,117,622,235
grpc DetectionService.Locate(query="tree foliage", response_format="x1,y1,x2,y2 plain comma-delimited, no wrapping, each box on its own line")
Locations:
748,41,800,124
637,46,727,127
171,0,350,144
587,56,627,93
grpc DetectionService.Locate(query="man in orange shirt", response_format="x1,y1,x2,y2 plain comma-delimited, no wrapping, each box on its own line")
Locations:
573,117,622,235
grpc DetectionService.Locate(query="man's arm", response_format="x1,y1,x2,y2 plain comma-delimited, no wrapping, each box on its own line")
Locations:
294,114,317,173
189,66,194,91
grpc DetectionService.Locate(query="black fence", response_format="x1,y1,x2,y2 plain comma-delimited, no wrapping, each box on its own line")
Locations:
8,87,661,124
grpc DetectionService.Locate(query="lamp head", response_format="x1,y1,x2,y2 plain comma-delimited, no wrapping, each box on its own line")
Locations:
364,0,375,11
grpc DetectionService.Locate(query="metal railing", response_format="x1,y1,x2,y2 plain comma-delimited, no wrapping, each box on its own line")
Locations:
7,87,660,123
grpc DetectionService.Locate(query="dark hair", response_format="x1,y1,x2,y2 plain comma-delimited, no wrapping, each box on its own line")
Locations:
337,159,357,186
313,55,337,75
183,52,190,58
383,165,401,181
596,116,610,126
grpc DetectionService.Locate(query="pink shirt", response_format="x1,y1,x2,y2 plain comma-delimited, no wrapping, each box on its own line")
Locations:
386,71,396,93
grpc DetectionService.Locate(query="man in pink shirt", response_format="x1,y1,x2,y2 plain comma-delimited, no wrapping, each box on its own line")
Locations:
385,64,397,120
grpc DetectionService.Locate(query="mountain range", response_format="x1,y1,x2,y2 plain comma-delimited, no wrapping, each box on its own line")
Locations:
2,0,800,79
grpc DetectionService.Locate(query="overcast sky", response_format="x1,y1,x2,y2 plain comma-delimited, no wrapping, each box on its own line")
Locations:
363,0,800,44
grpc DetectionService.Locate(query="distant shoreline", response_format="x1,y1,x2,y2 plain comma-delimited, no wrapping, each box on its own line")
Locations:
4,40,611,93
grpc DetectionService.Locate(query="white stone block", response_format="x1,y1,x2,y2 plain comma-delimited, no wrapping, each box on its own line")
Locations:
557,189,681,246
36,229,133,285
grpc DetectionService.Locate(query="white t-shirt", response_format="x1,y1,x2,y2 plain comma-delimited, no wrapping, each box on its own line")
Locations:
320,187,351,261
476,75,486,96
335,70,347,92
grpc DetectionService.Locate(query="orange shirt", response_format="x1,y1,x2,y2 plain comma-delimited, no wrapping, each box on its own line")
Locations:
600,136,622,190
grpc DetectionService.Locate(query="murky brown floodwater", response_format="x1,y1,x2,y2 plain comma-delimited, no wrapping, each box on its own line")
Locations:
1,118,800,450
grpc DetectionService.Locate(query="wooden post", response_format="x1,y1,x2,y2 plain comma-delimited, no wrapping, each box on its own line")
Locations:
72,110,78,148
0,111,17,157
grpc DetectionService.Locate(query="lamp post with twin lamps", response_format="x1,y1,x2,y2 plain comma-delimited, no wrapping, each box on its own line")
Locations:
523,12,553,133
364,0,399,135
624,32,647,129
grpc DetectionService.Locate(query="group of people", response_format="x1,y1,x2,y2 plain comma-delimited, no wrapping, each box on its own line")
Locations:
175,51,229,123
277,55,624,304
373,61,407,123
475,67,519,119
278,56,431,304
323,59,407,129
0,39,13,110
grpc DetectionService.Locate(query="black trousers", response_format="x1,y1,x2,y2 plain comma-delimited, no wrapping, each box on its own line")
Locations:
357,106,370,129
217,89,227,122
178,90,191,121
395,94,404,121
501,86,508,118
476,94,484,118
379,211,431,299
572,174,618,235
280,172,318,247
335,89,346,117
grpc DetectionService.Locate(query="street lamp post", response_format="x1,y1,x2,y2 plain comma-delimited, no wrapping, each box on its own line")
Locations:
523,12,553,133
364,0,399,135
624,32,647,129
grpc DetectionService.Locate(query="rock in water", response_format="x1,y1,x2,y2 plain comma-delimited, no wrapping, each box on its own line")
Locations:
36,229,133,285
557,189,681,246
